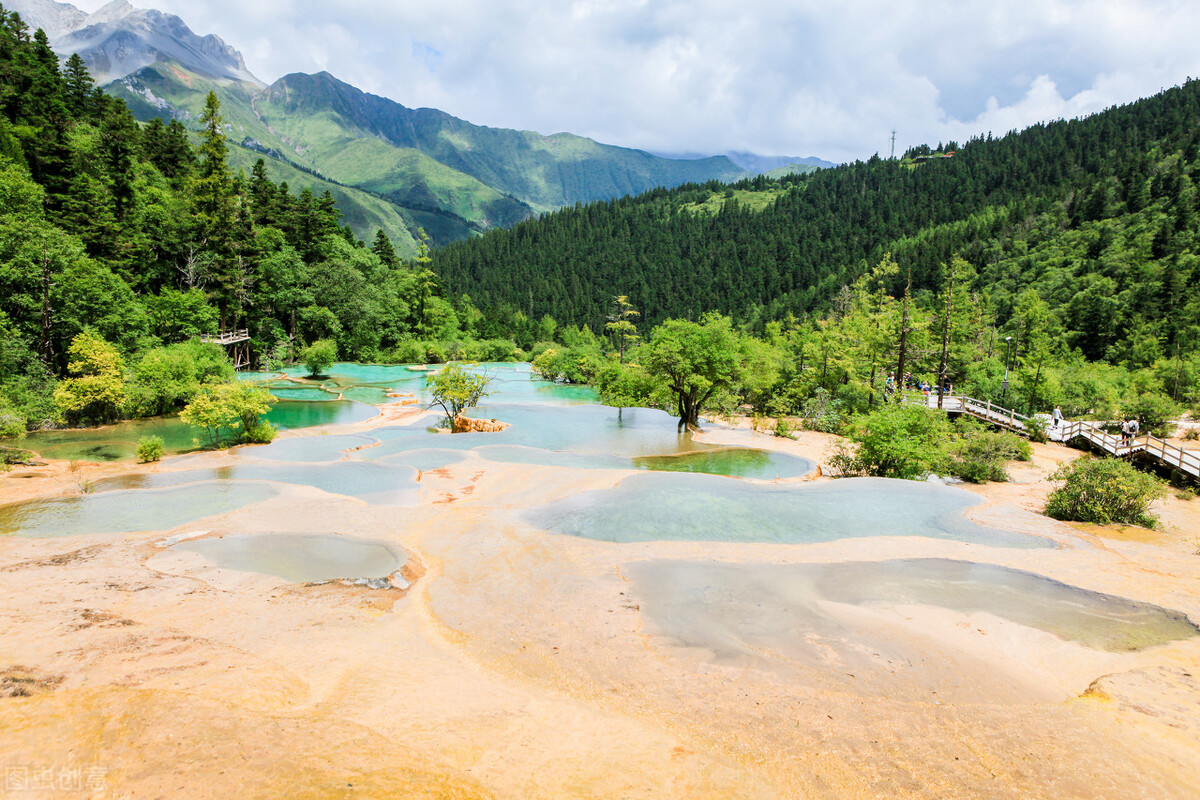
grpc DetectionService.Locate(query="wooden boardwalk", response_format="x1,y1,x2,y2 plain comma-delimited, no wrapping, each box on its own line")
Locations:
1047,419,1199,480
904,392,1032,433
904,392,1199,481
200,329,251,369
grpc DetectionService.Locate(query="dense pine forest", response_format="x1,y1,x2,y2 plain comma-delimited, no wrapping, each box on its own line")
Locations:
432,80,1200,355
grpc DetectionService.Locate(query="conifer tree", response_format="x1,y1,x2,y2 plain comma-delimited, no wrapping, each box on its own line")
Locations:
371,230,397,267
62,53,94,119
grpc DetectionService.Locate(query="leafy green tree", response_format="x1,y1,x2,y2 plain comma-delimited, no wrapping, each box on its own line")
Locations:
640,312,742,428
298,304,342,343
1122,391,1177,438
605,295,640,363
141,117,195,182
408,228,440,336
52,331,125,424
303,338,338,377
426,363,491,430
62,53,96,119
144,288,219,342
180,380,275,449
371,229,398,267
193,91,233,235
532,345,603,384
124,342,233,417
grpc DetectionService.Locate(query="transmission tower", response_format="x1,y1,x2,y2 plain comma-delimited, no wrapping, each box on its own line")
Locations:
890,128,896,160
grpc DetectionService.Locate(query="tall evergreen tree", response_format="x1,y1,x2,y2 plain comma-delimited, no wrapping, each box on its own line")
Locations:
371,229,397,267
62,53,94,119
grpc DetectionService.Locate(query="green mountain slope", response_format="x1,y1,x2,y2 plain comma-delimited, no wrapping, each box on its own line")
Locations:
107,63,757,248
256,71,749,213
107,61,490,248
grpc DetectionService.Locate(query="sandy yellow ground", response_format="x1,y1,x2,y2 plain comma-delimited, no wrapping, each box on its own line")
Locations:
1,409,1199,799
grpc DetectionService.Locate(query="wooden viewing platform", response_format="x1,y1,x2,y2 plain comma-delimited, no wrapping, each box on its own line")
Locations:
200,329,251,369
200,329,250,346
904,392,1199,482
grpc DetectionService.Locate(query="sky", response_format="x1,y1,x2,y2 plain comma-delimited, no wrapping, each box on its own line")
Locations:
71,0,1200,163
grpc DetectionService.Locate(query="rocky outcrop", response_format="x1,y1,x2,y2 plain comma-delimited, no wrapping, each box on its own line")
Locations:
451,415,509,433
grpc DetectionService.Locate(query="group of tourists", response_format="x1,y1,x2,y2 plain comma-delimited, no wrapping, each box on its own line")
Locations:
883,373,952,399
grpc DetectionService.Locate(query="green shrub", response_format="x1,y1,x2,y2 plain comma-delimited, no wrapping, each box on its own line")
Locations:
773,417,797,439
0,446,33,466
387,340,427,364
180,381,276,449
0,396,25,441
528,341,557,360
1024,414,1049,443
800,388,844,433
1044,456,1168,527
241,421,277,444
532,345,603,384
136,435,164,463
423,341,448,364
942,421,1033,483
302,339,338,377
830,404,952,479
458,338,520,362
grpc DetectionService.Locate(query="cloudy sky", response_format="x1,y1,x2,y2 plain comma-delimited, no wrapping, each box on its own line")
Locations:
73,0,1200,163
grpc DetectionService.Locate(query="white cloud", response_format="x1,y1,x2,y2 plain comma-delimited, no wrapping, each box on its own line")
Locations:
67,0,1200,162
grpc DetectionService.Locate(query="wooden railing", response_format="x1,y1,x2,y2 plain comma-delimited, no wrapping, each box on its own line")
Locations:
904,392,1199,481
200,329,250,345
1049,419,1199,480
903,392,1030,432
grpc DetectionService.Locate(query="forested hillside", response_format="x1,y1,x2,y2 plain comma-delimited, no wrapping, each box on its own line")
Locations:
0,9,521,437
432,79,1200,368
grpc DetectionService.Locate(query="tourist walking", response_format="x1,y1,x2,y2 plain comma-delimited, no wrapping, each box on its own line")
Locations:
1120,417,1132,444
1052,405,1063,428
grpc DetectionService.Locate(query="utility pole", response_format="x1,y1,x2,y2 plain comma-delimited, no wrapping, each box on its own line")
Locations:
1001,336,1013,405
936,265,956,410
39,239,53,364
894,265,912,402
890,128,896,160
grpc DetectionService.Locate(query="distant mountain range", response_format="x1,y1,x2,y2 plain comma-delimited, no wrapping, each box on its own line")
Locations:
9,0,833,254
10,0,258,85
